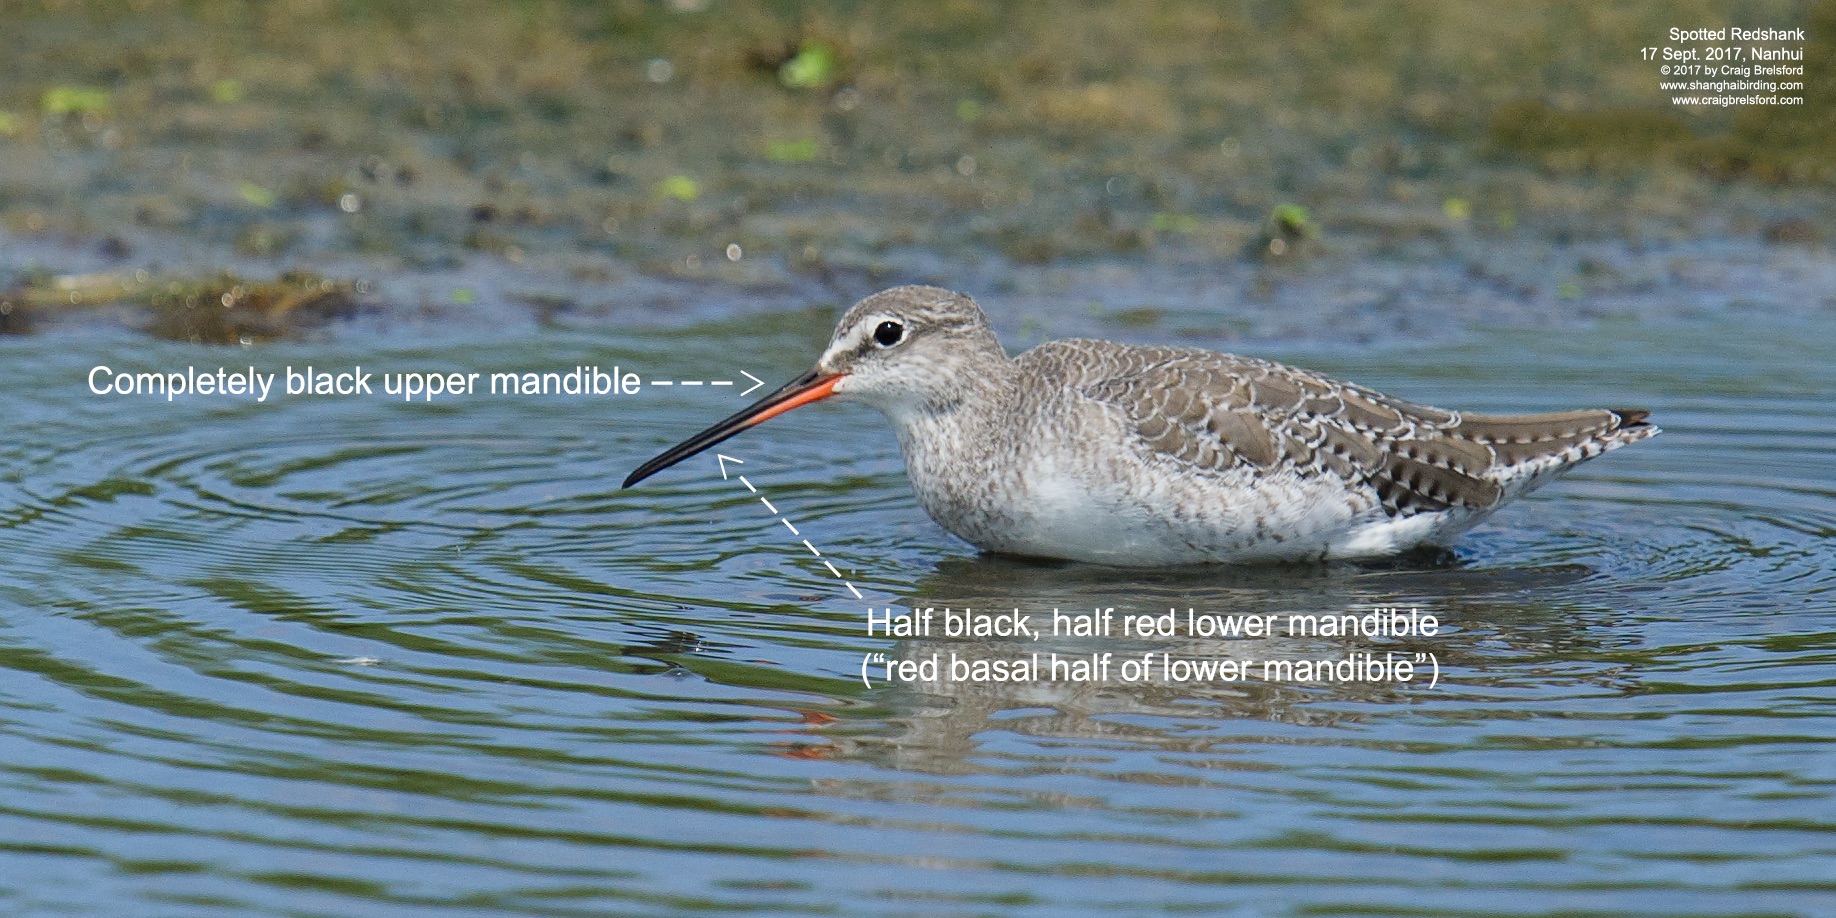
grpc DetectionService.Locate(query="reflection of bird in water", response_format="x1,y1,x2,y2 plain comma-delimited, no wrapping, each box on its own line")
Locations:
625,286,1657,565
842,556,1620,774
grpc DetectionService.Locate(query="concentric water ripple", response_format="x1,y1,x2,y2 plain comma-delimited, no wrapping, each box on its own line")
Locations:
4,316,1834,916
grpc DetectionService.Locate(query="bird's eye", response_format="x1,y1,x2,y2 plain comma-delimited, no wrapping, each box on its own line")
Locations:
873,320,905,347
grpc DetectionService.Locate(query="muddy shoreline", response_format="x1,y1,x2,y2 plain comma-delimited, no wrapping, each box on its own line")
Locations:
3,0,1832,345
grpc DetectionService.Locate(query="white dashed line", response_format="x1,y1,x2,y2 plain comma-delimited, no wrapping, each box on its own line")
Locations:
715,458,862,601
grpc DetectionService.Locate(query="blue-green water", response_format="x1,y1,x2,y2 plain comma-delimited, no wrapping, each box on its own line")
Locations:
3,311,1833,916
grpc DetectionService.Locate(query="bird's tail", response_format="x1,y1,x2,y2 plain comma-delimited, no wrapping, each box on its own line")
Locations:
1455,407,1658,486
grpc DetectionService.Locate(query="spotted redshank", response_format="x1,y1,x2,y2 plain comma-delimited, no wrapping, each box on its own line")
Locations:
623,286,1657,565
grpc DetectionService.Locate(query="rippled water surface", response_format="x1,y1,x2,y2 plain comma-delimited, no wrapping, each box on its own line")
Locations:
4,312,1834,916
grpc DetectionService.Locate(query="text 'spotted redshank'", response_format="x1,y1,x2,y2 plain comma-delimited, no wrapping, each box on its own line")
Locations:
624,286,1657,566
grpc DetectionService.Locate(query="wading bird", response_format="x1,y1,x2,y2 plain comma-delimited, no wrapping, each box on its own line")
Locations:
624,286,1656,565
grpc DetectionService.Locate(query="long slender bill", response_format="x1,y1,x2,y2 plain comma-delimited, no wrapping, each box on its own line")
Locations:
621,368,845,488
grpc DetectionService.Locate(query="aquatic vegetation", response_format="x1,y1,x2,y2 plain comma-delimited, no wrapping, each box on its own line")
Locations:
0,0,1826,342
237,182,276,208
778,41,837,90
12,270,361,344
655,174,700,201
1150,213,1200,233
1253,203,1321,260
209,78,245,103
1269,204,1317,238
41,85,110,116
766,138,820,163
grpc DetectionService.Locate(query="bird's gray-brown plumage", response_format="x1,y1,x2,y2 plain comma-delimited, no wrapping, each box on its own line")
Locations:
1047,342,1652,517
625,285,1659,565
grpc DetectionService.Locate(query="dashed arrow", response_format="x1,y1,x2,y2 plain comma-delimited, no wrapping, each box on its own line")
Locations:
719,454,862,600
645,372,759,389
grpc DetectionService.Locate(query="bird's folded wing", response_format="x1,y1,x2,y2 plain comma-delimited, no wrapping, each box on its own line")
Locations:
1075,350,1504,515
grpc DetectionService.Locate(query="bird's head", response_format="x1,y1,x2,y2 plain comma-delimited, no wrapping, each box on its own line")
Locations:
621,285,1005,488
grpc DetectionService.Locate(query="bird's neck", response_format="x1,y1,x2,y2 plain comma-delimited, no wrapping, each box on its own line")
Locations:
883,351,1023,532
883,349,1016,444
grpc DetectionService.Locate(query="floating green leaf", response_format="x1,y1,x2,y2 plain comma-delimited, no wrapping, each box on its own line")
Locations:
1150,213,1200,233
655,174,700,201
42,86,111,116
1270,203,1317,238
766,139,819,163
210,79,245,103
778,42,836,90
237,182,276,208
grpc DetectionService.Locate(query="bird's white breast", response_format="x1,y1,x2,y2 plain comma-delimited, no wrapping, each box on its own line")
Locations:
902,403,1410,565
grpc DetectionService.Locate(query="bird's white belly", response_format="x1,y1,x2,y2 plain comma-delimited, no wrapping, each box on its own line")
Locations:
961,447,1424,565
